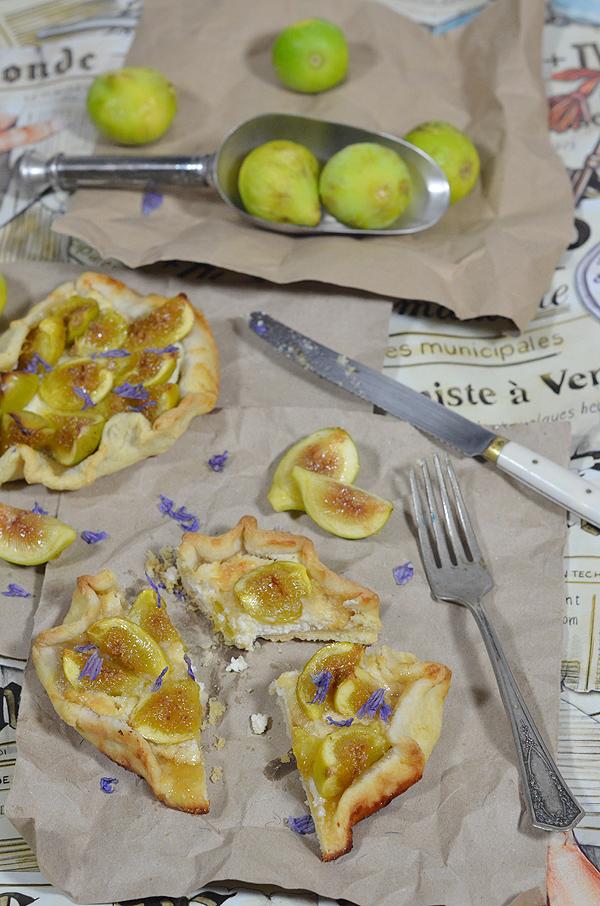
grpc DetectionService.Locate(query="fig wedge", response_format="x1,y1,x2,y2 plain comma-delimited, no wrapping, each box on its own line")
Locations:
292,466,393,539
129,678,201,744
312,723,390,799
0,503,76,565
0,410,54,453
0,371,39,414
234,560,311,624
128,588,182,645
47,413,105,466
268,427,359,512
296,641,364,720
18,315,66,371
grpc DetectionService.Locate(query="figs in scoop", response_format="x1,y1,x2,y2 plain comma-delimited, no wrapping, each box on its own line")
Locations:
0,503,75,565
238,140,321,227
293,466,393,539
268,427,359,512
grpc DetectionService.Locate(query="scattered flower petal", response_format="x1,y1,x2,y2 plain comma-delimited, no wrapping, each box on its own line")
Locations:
183,653,196,681
1,583,31,598
22,353,51,374
142,188,164,216
144,570,164,607
208,451,228,472
79,649,103,681
145,345,179,355
393,561,414,586
81,530,109,545
356,688,390,721
75,643,97,653
151,666,168,692
31,501,48,515
379,702,392,723
157,494,200,532
100,776,118,794
73,385,95,410
326,716,354,727
287,814,315,835
114,381,150,402
310,670,333,704
93,348,130,359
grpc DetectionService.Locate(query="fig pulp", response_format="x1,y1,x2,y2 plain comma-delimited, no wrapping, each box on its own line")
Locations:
38,359,113,412
234,561,311,624
293,466,393,539
56,296,100,344
272,18,348,94
404,121,479,205
312,723,389,798
126,298,193,350
74,309,129,356
238,140,321,227
62,648,143,696
296,642,364,719
0,502,76,565
87,66,177,146
319,143,412,229
0,410,53,454
268,427,359,512
129,678,201,744
18,315,66,371
118,349,177,387
0,371,38,414
47,413,105,466
86,617,168,677
128,588,182,645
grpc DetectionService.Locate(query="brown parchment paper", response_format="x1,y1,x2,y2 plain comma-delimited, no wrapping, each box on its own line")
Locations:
7,410,569,906
54,0,573,330
0,261,391,659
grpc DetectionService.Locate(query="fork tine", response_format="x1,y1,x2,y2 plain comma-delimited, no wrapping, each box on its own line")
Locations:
443,454,484,562
409,468,439,575
433,453,467,563
420,459,451,564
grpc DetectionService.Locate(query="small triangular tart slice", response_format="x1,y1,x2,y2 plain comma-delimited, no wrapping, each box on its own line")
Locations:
32,569,208,814
272,643,451,860
177,515,380,650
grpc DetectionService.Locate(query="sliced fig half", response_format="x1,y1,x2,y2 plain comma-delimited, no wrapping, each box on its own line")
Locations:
0,503,76,565
293,466,393,539
268,427,359,512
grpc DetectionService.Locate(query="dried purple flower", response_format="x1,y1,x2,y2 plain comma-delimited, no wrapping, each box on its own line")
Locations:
251,319,268,337
22,353,51,374
145,345,179,355
144,570,164,607
326,716,354,727
287,814,315,835
208,451,228,473
157,495,200,532
75,643,97,653
73,385,95,410
93,348,131,359
100,776,118,794
9,412,33,435
114,381,150,402
151,666,169,692
393,562,414,586
356,688,389,721
379,702,392,723
310,670,333,705
31,501,48,515
79,648,103,681
142,188,164,216
1,583,32,598
81,530,109,544
183,653,196,681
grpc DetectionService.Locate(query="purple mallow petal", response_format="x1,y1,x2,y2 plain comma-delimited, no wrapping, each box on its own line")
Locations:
31,501,48,515
73,385,95,410
81,530,109,544
208,451,228,472
151,666,168,692
393,562,414,586
356,688,390,721
93,348,130,359
326,716,354,727
100,776,118,793
1,583,31,598
183,653,196,681
22,353,51,374
114,382,149,402
79,649,103,681
310,670,333,705
157,494,199,532
145,345,179,355
144,571,164,607
75,643,97,653
142,189,164,216
287,814,315,835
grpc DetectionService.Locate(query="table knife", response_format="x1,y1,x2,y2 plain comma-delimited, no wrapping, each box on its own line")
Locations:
249,312,600,530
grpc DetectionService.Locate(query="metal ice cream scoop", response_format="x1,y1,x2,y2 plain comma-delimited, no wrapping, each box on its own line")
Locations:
16,113,450,236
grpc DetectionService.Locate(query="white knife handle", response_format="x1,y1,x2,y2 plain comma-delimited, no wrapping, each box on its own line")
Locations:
491,440,600,528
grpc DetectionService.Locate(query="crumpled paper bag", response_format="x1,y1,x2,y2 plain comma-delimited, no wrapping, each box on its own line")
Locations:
0,261,392,659
7,410,569,906
54,0,573,330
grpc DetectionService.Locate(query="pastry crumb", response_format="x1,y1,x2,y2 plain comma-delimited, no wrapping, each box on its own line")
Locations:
213,736,226,750
210,766,223,783
207,697,226,726
250,713,269,735
226,655,248,673
280,751,291,764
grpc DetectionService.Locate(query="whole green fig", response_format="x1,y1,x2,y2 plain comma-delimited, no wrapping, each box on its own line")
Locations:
87,66,177,146
238,140,321,227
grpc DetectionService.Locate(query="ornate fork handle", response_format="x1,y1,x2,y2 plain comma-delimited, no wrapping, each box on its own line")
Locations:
469,601,584,831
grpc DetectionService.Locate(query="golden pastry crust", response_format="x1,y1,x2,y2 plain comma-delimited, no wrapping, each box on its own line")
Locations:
273,645,451,860
177,515,381,650
0,272,219,489
32,569,209,814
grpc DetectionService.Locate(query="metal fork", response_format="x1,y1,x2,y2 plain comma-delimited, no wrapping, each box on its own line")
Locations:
410,454,584,832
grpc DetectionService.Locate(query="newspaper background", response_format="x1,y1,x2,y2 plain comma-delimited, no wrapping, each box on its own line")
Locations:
0,0,600,902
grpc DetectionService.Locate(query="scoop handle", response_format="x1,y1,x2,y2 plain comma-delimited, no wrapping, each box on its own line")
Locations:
15,150,215,191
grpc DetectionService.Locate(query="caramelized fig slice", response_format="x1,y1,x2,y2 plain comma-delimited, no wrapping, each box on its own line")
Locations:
118,349,177,387
296,642,364,720
98,381,180,423
47,412,105,466
38,358,113,412
0,410,54,454
268,427,359,512
56,295,100,344
62,648,143,696
234,561,311,624
0,371,38,414
73,309,128,356
293,466,393,539
129,678,201,744
312,723,390,799
0,503,76,565
18,315,66,371
127,297,193,351
87,617,168,677
333,667,379,718
128,588,182,645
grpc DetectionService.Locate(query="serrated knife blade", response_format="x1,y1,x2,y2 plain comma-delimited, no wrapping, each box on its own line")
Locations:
249,311,600,530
